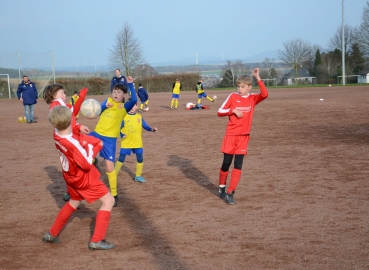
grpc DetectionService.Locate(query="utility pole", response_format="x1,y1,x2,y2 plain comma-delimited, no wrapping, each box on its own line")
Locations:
342,0,346,85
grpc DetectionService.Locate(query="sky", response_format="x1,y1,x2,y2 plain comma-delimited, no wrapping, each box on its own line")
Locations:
0,0,368,70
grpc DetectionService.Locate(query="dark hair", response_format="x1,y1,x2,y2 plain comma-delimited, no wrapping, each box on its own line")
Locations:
73,91,78,94
138,83,142,87
23,75,28,78
43,84,64,104
112,83,128,93
115,69,120,72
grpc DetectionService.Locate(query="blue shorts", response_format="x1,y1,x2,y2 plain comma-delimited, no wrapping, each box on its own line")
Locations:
119,148,144,155
198,92,208,98
89,131,117,162
172,94,180,99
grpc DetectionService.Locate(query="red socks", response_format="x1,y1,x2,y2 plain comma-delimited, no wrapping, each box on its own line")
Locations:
90,210,111,242
50,202,76,237
219,169,229,186
227,169,242,194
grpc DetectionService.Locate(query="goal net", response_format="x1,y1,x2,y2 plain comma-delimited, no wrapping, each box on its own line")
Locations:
337,75,360,84
261,78,277,87
0,51,54,99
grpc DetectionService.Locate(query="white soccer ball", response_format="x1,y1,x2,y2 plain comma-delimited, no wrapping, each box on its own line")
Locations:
329,84,331,87
186,102,194,109
213,95,217,100
81,99,101,119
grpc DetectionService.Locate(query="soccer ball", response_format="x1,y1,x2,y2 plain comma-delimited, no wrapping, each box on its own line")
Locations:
81,99,101,119
144,107,149,112
213,95,217,100
18,116,26,123
186,102,194,109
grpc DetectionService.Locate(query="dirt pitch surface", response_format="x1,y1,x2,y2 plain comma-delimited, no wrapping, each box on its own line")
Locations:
1,86,369,270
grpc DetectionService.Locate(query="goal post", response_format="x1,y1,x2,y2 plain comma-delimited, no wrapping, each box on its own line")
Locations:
0,74,11,99
337,75,360,84
260,78,277,87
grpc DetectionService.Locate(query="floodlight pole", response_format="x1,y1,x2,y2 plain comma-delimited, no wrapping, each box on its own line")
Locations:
52,50,55,83
18,51,21,83
342,0,346,85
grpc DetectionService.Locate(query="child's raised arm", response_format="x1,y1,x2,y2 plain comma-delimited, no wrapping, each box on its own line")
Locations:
124,76,138,112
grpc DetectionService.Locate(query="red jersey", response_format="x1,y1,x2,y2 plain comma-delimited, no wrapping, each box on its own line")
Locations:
53,130,102,189
217,80,268,135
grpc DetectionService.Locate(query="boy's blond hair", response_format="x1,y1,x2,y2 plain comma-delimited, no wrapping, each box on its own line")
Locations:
48,106,72,130
236,75,253,85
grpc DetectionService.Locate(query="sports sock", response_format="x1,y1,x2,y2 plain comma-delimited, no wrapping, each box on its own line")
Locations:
197,98,202,104
227,168,242,194
206,96,214,102
136,162,143,176
219,169,229,186
140,104,144,110
175,100,178,108
106,171,117,196
171,100,174,108
114,161,123,176
90,210,111,242
50,202,76,237
145,100,149,106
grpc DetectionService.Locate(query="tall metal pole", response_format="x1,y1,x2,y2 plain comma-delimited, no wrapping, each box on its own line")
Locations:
52,50,55,83
18,51,21,83
342,0,346,85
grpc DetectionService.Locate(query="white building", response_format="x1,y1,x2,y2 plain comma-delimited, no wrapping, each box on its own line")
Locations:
358,68,369,83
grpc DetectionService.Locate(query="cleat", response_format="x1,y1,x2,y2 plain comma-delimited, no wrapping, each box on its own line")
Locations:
31,120,37,123
225,191,236,205
88,240,115,250
219,187,226,199
134,176,146,183
171,107,174,110
113,195,118,207
42,232,61,244
63,193,70,202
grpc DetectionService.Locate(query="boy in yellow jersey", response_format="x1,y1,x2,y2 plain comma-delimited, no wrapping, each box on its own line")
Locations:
69,91,80,119
89,76,137,207
114,103,157,184
170,78,181,109
196,80,214,107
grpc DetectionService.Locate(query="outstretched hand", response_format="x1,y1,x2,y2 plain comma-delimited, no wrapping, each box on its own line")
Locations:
127,76,134,83
252,68,261,81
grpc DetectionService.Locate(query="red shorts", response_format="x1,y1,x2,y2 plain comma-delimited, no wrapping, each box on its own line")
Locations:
221,135,250,155
67,179,109,204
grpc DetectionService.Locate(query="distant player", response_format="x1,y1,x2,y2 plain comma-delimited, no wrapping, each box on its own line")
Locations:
115,103,157,183
170,78,181,109
69,90,80,119
196,80,214,106
137,83,149,112
42,106,115,250
217,68,268,204
89,77,137,207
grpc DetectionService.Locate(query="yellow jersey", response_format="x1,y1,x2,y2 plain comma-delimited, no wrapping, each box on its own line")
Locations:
120,113,143,149
172,82,181,94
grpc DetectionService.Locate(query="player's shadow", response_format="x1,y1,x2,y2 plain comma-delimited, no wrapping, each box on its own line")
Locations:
116,188,189,270
44,165,96,237
160,105,172,110
118,160,136,181
167,154,218,196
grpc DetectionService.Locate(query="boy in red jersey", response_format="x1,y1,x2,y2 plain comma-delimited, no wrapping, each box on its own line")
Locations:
42,106,115,250
217,68,268,204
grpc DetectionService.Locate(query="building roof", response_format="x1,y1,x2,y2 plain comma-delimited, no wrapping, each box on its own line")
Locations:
357,68,369,75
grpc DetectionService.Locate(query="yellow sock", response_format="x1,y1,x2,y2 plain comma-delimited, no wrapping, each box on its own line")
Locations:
171,100,174,108
145,100,149,106
206,96,214,102
197,98,202,104
140,104,144,110
136,162,144,177
106,171,117,196
115,161,123,176
175,100,178,108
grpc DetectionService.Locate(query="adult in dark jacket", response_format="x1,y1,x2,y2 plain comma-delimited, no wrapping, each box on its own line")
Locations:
17,75,38,123
110,69,128,92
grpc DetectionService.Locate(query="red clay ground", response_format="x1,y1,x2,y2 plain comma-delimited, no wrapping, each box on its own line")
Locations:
0,85,369,270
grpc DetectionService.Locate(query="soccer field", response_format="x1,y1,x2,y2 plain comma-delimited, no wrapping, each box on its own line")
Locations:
1,86,369,269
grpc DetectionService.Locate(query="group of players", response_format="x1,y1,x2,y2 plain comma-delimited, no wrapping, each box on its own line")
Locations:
41,67,268,250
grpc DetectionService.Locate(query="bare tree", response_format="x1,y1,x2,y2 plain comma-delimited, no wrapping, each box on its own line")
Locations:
328,25,358,54
356,2,369,62
279,38,312,84
221,60,250,87
109,22,144,76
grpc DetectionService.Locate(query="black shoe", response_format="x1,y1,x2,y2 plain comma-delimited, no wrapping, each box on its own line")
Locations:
42,232,61,244
31,120,37,123
113,195,118,207
27,121,32,124
63,193,70,202
219,187,226,199
225,191,235,205
88,240,115,250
